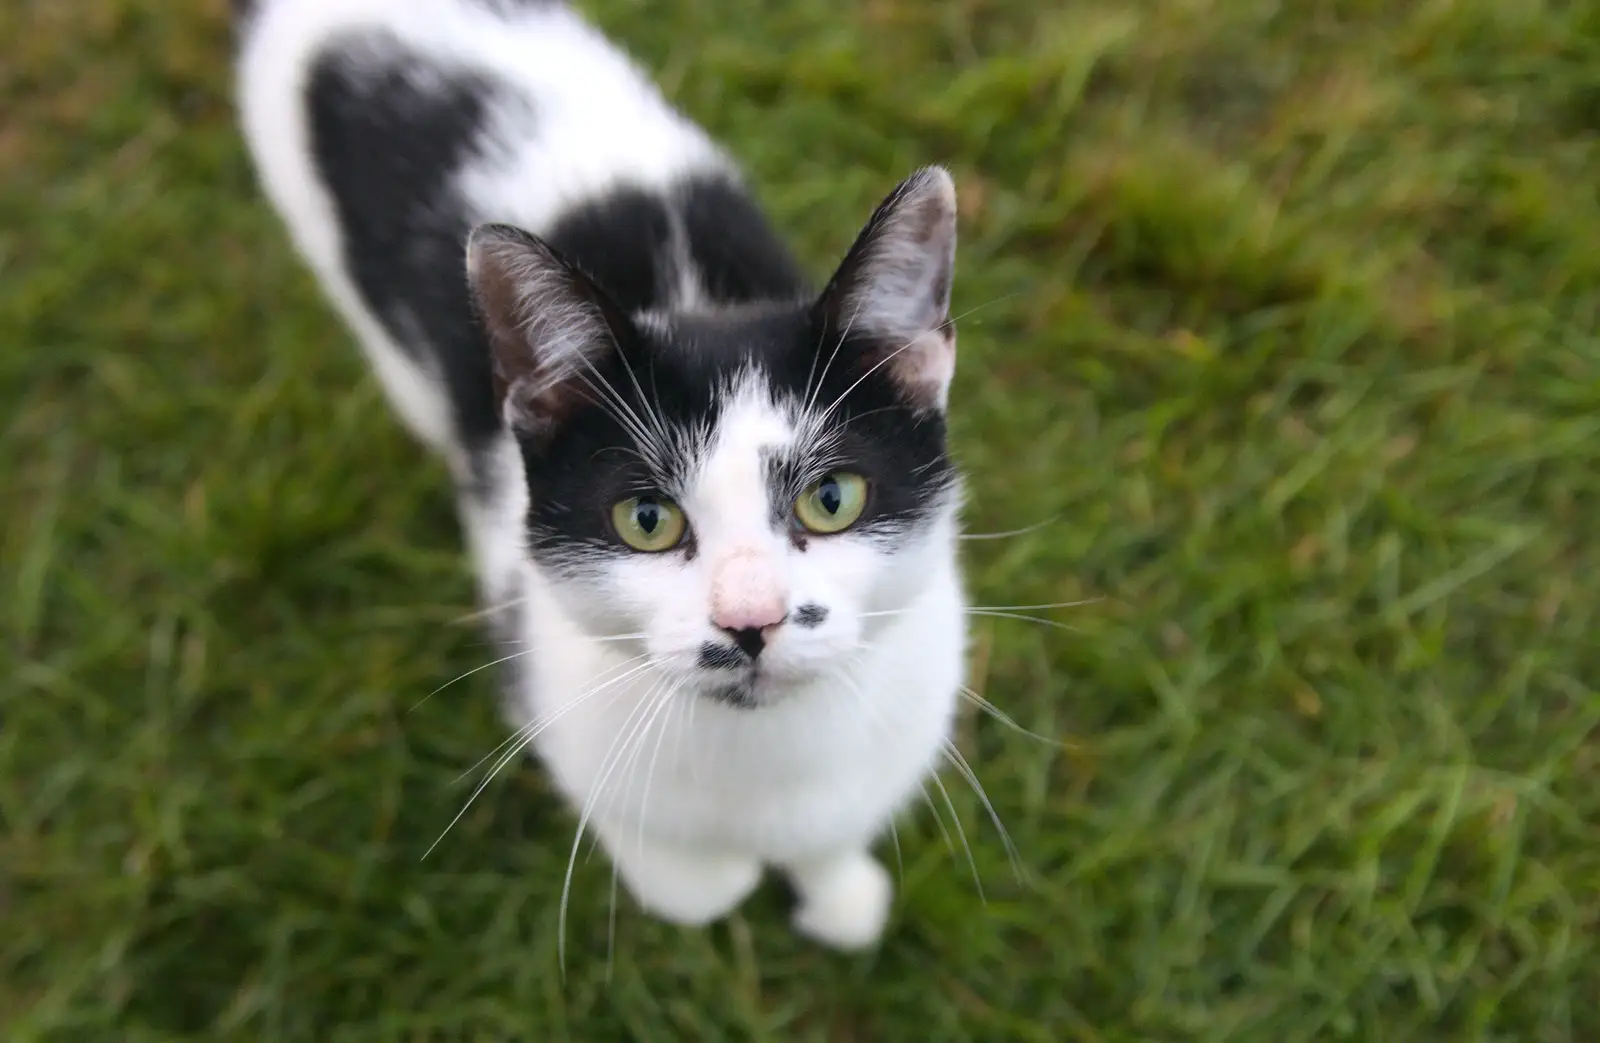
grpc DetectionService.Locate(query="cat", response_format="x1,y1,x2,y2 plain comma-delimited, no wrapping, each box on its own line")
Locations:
233,0,968,952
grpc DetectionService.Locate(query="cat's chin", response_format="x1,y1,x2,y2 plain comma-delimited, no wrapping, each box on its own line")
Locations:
697,666,814,710
703,679,762,710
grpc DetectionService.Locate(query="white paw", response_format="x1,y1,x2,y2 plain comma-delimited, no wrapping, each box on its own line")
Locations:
789,852,892,951
612,843,763,927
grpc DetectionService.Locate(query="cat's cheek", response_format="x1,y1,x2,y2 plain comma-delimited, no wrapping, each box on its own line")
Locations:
779,540,876,652
612,552,712,661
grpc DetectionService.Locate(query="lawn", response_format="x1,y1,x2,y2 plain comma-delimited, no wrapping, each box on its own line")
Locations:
3,0,1597,1039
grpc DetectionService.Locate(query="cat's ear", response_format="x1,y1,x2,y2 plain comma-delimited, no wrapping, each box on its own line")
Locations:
816,166,959,412
466,223,630,436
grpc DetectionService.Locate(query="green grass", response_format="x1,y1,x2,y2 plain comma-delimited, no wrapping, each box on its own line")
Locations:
4,0,1598,1038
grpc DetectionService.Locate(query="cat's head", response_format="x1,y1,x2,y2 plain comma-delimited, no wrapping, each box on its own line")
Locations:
466,167,961,706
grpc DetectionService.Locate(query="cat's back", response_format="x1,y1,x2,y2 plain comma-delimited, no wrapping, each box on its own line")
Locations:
241,0,725,210
234,0,800,454
237,0,733,276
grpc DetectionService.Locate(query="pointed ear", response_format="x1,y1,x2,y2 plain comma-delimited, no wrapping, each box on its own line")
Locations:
465,223,629,437
816,166,959,411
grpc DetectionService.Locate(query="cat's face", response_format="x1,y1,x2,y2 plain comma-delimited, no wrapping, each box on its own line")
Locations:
468,168,961,705
515,318,956,706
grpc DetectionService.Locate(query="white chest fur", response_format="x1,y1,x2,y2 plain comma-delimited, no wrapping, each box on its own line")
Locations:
521,555,964,852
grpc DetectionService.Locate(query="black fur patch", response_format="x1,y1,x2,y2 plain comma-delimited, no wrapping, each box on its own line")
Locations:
679,174,812,304
540,189,677,315
793,603,828,628
708,681,758,710
306,35,502,455
697,643,747,670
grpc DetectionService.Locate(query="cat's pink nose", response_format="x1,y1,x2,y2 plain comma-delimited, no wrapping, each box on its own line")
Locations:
712,604,788,633
709,549,787,634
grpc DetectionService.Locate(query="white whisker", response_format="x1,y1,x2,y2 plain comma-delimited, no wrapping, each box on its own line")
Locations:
959,517,1059,541
557,688,657,977
927,769,984,903
860,598,1103,619
967,609,1080,632
596,670,684,853
830,656,914,891
970,599,1103,611
811,293,1021,430
424,655,660,858
450,652,656,784
633,679,688,854
803,295,867,420
450,593,530,626
572,367,662,466
958,685,1064,748
813,335,919,429
605,859,620,984
941,740,1027,886
559,682,677,977
408,647,535,715
920,784,957,855
465,629,648,651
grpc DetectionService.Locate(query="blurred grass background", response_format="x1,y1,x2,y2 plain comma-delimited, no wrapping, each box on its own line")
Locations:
3,0,1598,1039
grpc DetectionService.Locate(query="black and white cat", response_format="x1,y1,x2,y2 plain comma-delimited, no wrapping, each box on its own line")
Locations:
234,0,968,951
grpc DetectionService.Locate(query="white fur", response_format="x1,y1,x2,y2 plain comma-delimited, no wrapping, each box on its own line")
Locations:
238,0,968,951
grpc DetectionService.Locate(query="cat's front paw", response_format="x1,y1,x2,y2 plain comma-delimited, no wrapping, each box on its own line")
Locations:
787,851,892,951
611,841,763,928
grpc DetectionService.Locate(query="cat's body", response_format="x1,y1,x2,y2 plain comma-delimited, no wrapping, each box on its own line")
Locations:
235,0,968,949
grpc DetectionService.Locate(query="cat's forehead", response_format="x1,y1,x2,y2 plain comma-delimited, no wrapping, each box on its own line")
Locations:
711,371,796,446
638,305,817,391
681,370,809,499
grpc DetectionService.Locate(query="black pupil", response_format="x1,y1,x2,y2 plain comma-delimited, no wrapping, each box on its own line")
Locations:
817,477,842,515
634,500,661,534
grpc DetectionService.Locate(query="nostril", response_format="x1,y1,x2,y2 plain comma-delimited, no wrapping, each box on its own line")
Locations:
724,626,765,659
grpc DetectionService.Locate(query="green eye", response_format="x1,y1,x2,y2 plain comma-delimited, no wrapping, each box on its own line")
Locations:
611,496,687,552
794,472,869,534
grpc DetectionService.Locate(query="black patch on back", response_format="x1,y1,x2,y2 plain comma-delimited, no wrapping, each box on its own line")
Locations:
679,174,812,304
793,604,828,628
536,174,809,316
541,190,676,315
306,35,502,454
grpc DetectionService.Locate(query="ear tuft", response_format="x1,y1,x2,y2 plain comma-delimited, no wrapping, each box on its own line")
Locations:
818,166,959,411
465,223,622,435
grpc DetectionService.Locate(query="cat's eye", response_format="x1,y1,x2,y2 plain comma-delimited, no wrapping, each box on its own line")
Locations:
611,496,687,552
794,472,869,534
